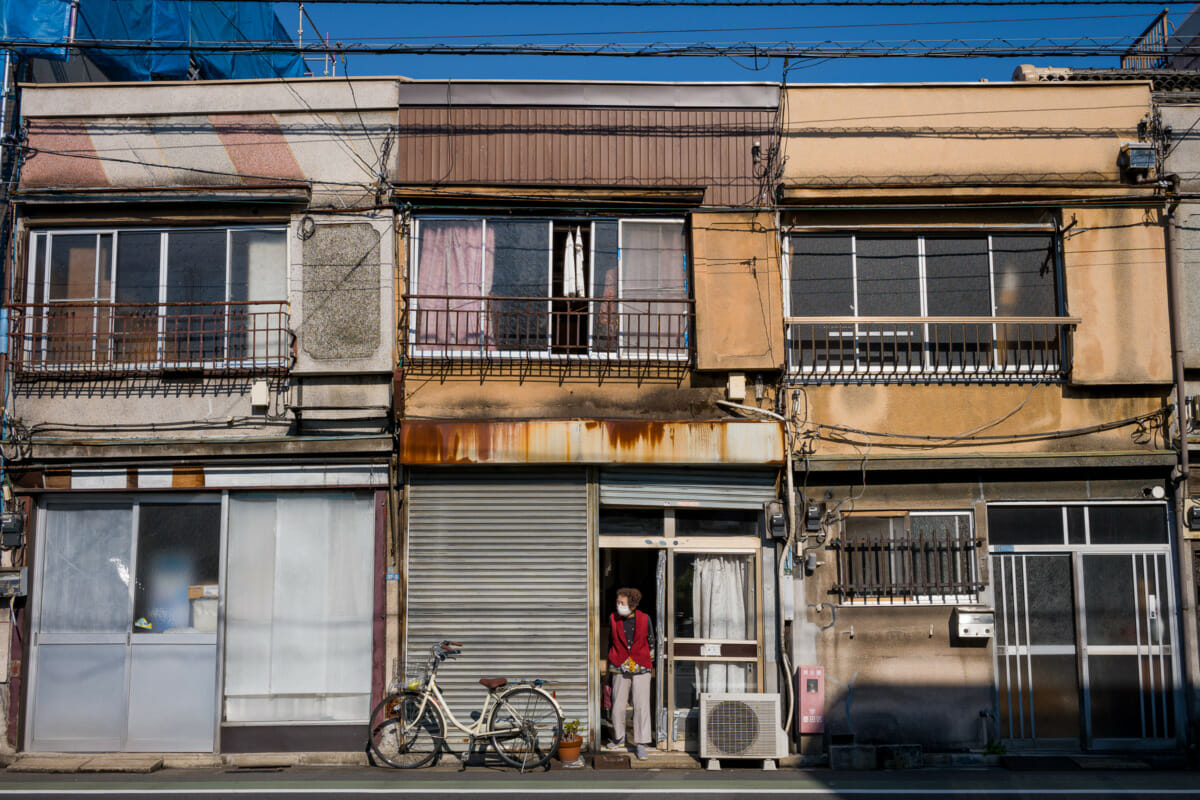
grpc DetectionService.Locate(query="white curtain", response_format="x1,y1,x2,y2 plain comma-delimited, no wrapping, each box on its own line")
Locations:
224,492,375,723
693,555,753,695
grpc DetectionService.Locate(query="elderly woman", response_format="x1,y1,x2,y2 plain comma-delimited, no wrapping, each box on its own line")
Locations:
605,587,654,761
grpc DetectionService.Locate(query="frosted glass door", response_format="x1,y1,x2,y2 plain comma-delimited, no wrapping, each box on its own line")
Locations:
30,505,132,751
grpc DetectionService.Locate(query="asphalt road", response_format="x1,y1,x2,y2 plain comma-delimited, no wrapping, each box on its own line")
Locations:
2,766,1200,800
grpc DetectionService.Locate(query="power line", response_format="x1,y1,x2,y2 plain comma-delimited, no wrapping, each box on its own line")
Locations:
318,12,1156,40
98,0,1196,6
0,36,1176,58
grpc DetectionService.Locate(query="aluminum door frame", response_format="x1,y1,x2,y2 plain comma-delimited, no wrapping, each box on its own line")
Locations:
598,532,763,751
988,504,1183,752
27,494,224,753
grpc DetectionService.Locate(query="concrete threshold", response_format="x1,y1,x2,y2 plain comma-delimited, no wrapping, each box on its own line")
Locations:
7,751,368,773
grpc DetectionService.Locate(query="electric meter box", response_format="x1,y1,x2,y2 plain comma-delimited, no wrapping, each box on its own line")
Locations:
1120,142,1156,171
953,607,994,640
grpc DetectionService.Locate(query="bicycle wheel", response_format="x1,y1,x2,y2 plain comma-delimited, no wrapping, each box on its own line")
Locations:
368,691,445,768
488,687,563,770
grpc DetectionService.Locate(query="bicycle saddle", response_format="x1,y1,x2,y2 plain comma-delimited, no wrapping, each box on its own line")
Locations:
478,677,508,690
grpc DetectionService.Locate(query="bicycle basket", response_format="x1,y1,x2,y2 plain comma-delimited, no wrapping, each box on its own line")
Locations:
403,665,430,692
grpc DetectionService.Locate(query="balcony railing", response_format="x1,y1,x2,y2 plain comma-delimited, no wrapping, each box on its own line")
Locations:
785,316,1078,383
401,294,693,373
830,529,984,603
8,301,293,376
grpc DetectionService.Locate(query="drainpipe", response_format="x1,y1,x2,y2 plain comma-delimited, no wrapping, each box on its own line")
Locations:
1163,176,1200,747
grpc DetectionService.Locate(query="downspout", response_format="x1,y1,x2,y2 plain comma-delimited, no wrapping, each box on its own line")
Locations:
1163,174,1200,746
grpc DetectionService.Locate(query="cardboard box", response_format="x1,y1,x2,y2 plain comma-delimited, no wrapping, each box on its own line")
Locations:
188,584,219,600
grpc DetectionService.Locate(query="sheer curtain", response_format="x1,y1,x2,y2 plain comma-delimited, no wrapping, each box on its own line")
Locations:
224,492,375,723
619,221,687,353
414,220,495,350
693,555,753,694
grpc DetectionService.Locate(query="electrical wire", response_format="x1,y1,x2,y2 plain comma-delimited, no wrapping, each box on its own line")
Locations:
101,0,1196,6
0,36,1184,58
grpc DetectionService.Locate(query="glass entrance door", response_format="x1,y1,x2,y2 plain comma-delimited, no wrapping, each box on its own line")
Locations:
1081,553,1176,747
30,499,221,752
991,548,1180,749
993,554,1082,745
599,507,763,752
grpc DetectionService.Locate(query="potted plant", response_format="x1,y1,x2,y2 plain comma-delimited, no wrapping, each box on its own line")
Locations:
557,719,583,763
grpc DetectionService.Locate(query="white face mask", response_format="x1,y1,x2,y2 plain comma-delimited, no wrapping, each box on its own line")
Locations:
616,604,631,617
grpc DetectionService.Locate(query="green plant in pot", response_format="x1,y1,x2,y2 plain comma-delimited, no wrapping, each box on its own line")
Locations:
558,719,583,762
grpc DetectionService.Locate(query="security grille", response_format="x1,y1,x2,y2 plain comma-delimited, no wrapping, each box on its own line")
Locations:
404,468,589,728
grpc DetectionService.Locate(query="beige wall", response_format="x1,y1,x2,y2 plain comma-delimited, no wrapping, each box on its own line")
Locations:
782,83,1151,187
1064,207,1171,384
796,383,1170,459
692,211,784,371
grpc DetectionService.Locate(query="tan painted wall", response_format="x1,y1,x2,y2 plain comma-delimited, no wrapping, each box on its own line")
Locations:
782,83,1151,187
796,383,1170,459
692,211,784,371
401,370,766,420
1064,207,1171,384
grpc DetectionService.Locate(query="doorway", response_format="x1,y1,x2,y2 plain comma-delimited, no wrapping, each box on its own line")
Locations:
598,508,763,752
28,498,222,752
989,502,1182,750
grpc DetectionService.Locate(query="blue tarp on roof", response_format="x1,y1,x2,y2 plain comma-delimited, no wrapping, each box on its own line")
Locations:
1,0,71,59
0,0,304,80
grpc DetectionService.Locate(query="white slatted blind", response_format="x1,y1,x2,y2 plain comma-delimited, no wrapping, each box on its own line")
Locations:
405,468,589,727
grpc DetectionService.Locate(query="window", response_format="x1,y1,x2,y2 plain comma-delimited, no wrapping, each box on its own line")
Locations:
224,492,375,723
989,503,1169,547
19,227,289,372
831,511,981,604
408,217,689,360
785,232,1069,380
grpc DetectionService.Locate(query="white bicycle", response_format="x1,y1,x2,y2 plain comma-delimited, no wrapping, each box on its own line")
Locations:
368,640,565,771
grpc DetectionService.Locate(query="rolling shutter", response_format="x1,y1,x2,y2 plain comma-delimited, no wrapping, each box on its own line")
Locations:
405,468,588,727
599,467,778,509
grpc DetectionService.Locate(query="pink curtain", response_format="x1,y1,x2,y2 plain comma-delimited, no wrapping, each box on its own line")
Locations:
415,221,495,349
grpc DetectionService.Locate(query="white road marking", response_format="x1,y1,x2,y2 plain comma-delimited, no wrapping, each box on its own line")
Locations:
0,789,1197,796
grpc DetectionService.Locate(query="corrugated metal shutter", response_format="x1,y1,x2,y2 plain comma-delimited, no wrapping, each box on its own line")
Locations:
599,467,778,509
405,468,588,728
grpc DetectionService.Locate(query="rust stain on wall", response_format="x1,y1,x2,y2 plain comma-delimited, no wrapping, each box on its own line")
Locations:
172,465,205,488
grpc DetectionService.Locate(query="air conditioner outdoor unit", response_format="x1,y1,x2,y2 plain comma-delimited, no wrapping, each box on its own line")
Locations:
699,692,789,770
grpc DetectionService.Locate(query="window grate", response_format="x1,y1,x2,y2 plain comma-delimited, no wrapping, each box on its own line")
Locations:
830,520,983,603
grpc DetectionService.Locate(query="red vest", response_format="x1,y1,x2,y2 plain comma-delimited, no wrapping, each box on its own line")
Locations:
608,610,652,670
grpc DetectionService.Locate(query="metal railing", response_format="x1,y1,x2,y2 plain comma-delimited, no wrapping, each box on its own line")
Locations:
8,301,292,376
401,294,693,366
1122,10,1172,70
785,316,1077,383
830,528,984,602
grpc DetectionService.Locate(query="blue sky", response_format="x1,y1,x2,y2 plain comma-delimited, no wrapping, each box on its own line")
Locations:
283,1,1193,84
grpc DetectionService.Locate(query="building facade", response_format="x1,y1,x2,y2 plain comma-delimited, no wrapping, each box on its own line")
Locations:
0,74,1190,760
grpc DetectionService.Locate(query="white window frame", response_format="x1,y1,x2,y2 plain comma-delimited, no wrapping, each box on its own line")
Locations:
837,509,979,606
24,226,289,372
783,227,1062,378
409,215,688,361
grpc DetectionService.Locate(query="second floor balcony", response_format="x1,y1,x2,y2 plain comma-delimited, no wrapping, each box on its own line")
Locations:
402,293,692,373
8,300,293,376
404,215,692,376
786,315,1077,383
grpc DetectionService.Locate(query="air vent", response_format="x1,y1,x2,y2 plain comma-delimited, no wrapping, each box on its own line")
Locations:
699,692,788,769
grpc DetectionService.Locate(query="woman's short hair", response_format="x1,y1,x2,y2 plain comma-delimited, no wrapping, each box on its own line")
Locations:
616,587,642,608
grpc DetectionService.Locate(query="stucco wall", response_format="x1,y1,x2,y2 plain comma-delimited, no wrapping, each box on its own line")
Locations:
796,383,1170,459
1064,207,1171,384
692,211,784,371
781,83,1150,187
1161,105,1200,372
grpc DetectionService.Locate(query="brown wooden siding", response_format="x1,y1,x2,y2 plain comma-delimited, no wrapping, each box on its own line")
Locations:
394,107,777,208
